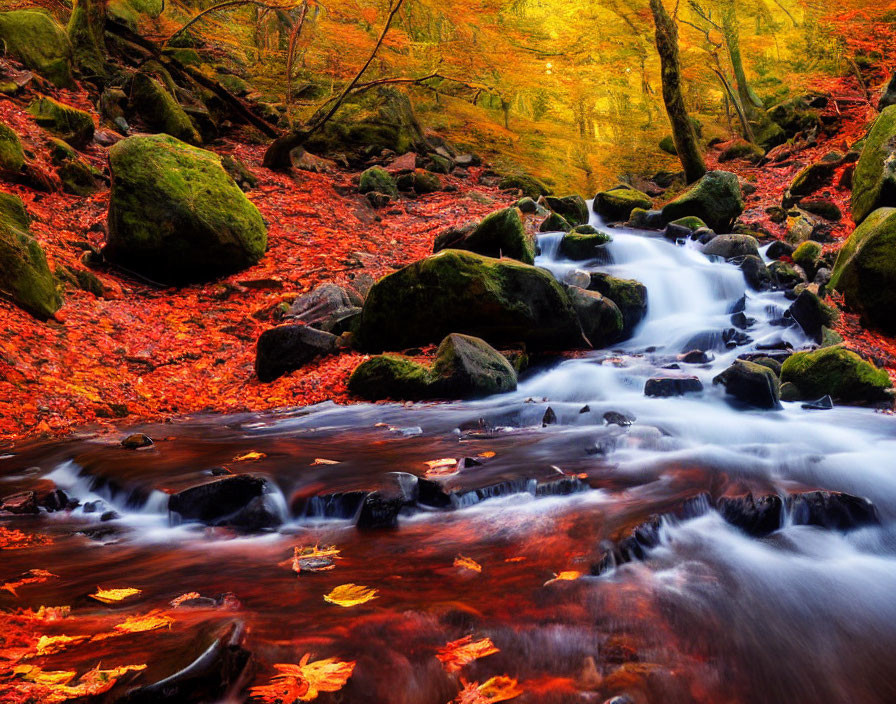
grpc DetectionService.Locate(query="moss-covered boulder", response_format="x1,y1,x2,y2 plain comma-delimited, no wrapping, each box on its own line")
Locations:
539,212,571,233
357,249,583,351
131,72,201,145
108,0,164,30
786,161,837,202
661,171,744,233
669,216,707,232
659,136,677,155
455,207,534,264
0,191,61,318
787,289,838,342
559,231,611,260
713,359,781,409
792,241,822,274
359,166,398,199
830,207,896,332
545,195,588,227
27,97,94,149
800,198,842,221
780,346,891,404
702,234,760,260
397,169,441,194
567,286,623,347
0,123,24,173
0,11,73,87
105,134,267,284
587,272,648,339
498,173,551,198
718,140,765,163
852,106,896,225
348,355,435,401
594,185,652,222
49,138,101,196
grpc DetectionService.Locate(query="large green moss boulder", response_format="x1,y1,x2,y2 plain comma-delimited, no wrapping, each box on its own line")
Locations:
661,171,744,233
359,166,398,198
105,134,267,284
567,287,623,348
587,272,648,339
829,207,896,332
457,207,534,264
594,185,652,222
780,346,891,404
0,11,73,87
498,173,551,198
0,123,24,173
108,0,164,31
851,106,896,225
27,97,94,149
0,191,61,318
358,249,584,351
348,355,436,401
545,195,588,226
131,72,201,145
791,241,822,274
559,231,611,260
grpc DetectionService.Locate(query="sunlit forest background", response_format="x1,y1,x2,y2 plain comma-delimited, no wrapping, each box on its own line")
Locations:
56,0,892,193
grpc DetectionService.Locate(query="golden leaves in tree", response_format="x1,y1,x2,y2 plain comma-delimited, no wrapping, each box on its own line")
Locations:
436,636,500,673
323,583,378,607
90,587,141,603
454,555,482,573
2,569,58,596
293,544,340,573
249,654,356,702
453,676,524,703
543,571,582,586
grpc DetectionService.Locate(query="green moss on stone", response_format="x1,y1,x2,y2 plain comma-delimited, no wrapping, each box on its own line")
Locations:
670,216,707,231
852,105,896,225
348,355,435,400
498,173,551,198
594,186,652,222
464,207,534,264
545,195,588,226
559,231,611,260
0,123,24,172
539,212,571,233
359,166,398,198
661,171,744,233
131,72,201,145
780,346,891,403
792,241,822,272
27,97,94,148
0,10,73,87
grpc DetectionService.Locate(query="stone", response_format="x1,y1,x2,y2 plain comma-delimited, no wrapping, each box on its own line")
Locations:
644,376,703,397
0,11,73,87
787,289,837,342
498,172,551,198
359,166,398,199
539,212,571,233
780,346,892,404
587,272,648,339
661,171,744,233
255,324,338,382
713,359,781,409
545,194,589,226
287,282,362,333
27,97,94,148
594,185,652,222
168,475,280,531
460,207,534,263
566,287,624,348
702,234,760,260
121,433,153,449
558,231,611,260
851,105,896,225
0,122,24,172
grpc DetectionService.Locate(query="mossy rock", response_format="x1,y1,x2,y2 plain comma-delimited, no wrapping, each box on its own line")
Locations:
105,134,267,285
27,97,94,149
348,355,434,401
566,286,623,348
594,185,652,222
768,260,804,289
787,161,837,201
0,11,73,88
359,166,398,199
425,154,453,175
718,140,765,163
661,171,744,233
659,136,677,155
49,138,101,196
0,122,24,172
162,47,202,67
107,0,163,30
398,169,441,194
460,207,534,264
216,72,250,96
780,346,891,404
131,72,201,145
539,212,571,233
713,359,781,409
754,121,786,150
545,195,588,226
587,272,648,339
851,105,896,225
559,231,611,260
830,207,896,332
358,249,583,352
498,173,551,199
791,241,822,272
221,155,258,191
800,198,841,221
0,191,62,318
702,234,760,260
669,216,707,232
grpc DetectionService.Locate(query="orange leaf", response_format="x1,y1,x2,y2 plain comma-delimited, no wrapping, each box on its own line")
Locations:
453,676,524,703
424,458,458,477
310,458,340,465
36,634,90,656
454,555,482,573
113,610,173,633
436,636,500,673
90,587,141,604
543,571,582,586
234,451,266,462
250,654,355,702
169,592,201,607
323,583,378,607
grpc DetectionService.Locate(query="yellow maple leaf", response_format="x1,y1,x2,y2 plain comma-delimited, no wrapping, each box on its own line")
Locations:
454,555,482,573
250,654,356,702
234,451,266,462
436,636,500,673
113,610,174,633
478,451,497,458
453,676,523,703
323,583,378,607
36,634,90,656
90,587,142,603
543,570,582,586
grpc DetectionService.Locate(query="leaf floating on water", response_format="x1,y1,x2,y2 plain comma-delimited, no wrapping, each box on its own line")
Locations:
12,664,77,686
90,587,141,604
234,451,266,462
293,545,340,573
424,458,458,477
169,592,201,607
2,569,58,596
453,676,524,703
0,526,51,550
454,555,482,573
478,451,497,459
250,654,356,702
310,458,340,465
544,571,582,586
113,610,174,633
21,605,71,621
35,634,90,656
323,583,378,607
436,636,500,673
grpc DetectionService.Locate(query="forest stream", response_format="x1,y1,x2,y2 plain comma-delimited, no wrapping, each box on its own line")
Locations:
3,208,896,704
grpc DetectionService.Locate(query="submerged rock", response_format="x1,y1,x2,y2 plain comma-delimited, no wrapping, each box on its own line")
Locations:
644,376,703,397
559,230,611,260
168,474,280,531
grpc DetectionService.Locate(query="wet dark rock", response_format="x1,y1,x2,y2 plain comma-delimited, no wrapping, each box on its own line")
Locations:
567,286,624,348
713,359,781,409
255,324,338,383
293,490,367,520
603,411,634,426
1,491,38,514
788,491,878,531
119,622,252,704
644,376,703,397
587,273,648,339
545,194,589,227
287,282,363,333
730,312,754,329
122,433,153,449
740,255,771,290
679,350,710,364
702,234,760,260
357,472,418,530
592,516,664,575
168,475,280,531
723,327,752,347
39,488,75,512
717,494,783,537
766,241,794,260
802,395,834,410
662,222,691,242
786,289,837,343
542,407,557,426
100,510,119,521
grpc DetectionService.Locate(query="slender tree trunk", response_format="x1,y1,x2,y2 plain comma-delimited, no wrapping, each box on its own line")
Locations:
68,0,108,80
720,0,763,112
649,0,706,183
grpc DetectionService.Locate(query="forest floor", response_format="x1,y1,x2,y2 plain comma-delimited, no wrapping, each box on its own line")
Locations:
1,73,894,446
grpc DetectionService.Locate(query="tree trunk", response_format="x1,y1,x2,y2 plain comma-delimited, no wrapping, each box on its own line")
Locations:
648,0,706,183
720,0,763,112
68,0,108,80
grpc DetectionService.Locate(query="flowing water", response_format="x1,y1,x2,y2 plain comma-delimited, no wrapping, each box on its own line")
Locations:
2,209,896,703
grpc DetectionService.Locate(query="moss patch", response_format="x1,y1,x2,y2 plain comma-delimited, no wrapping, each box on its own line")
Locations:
852,105,896,225
0,123,24,172
27,97,94,149
131,72,201,145
0,11,73,87
781,346,891,404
